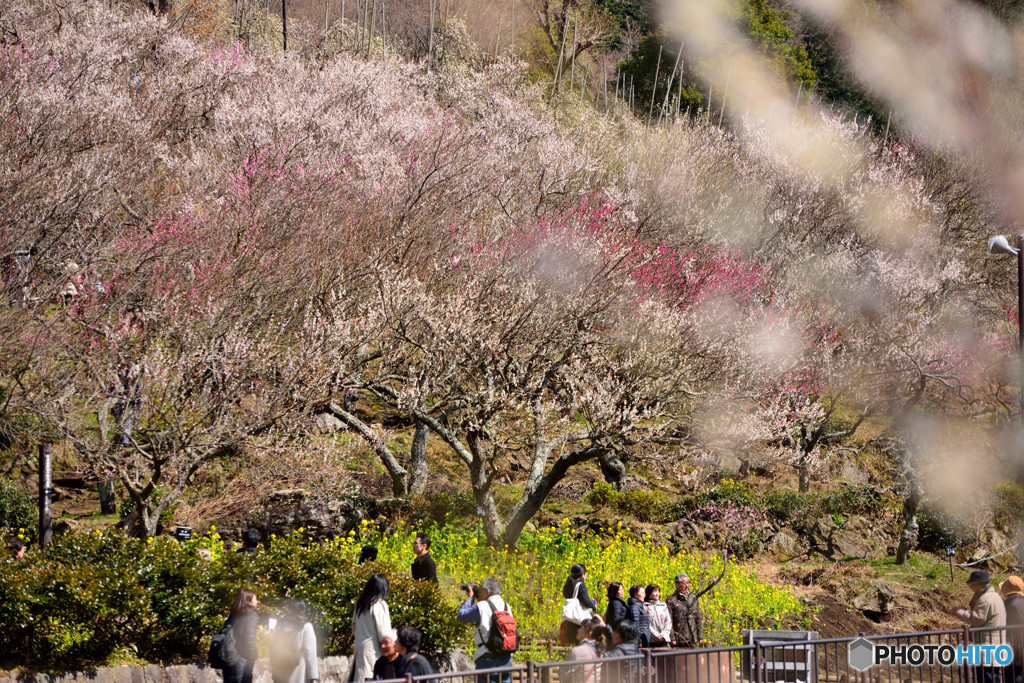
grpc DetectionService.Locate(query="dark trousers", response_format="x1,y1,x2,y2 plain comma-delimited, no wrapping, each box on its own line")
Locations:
476,652,512,683
975,666,1001,683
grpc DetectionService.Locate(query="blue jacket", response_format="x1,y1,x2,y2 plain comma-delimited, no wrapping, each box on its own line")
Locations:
627,598,650,647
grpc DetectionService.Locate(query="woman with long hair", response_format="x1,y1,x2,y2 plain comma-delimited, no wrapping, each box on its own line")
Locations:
224,589,260,683
604,582,627,630
352,573,392,682
562,563,598,644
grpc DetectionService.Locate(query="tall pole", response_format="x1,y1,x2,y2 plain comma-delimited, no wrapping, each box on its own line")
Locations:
38,443,53,547
1017,233,1024,425
427,0,434,72
282,0,288,51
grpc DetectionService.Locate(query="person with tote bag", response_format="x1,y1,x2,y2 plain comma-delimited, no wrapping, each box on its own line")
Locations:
561,564,597,643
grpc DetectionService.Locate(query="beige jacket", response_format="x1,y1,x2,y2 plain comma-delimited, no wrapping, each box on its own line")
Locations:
563,640,600,683
956,586,1006,645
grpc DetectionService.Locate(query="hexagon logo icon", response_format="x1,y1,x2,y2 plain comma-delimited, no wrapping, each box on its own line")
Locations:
848,637,875,672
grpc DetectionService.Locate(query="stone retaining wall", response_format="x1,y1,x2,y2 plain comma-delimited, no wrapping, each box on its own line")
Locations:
0,657,354,683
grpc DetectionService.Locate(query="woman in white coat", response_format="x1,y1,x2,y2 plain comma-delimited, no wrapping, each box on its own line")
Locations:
352,573,392,683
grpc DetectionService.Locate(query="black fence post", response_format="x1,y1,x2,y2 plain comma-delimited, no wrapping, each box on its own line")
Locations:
962,626,973,683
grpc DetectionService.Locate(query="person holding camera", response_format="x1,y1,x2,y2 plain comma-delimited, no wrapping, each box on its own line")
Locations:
456,578,516,683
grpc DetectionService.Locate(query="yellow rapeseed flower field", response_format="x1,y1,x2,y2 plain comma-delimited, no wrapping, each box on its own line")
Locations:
355,521,805,659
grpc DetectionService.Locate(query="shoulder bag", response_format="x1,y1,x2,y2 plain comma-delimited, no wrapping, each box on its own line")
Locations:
561,581,592,625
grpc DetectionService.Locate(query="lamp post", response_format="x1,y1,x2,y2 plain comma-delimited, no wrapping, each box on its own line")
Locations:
988,233,1024,423
989,233,1024,573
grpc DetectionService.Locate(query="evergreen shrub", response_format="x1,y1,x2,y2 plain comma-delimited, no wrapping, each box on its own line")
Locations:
0,479,34,538
0,530,465,671
917,502,981,551
584,483,671,522
992,482,1024,530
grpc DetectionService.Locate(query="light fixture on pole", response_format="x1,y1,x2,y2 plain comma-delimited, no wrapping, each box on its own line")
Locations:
989,235,1020,257
988,233,1024,436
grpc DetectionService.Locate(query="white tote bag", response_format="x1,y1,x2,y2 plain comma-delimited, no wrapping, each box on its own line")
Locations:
561,581,592,625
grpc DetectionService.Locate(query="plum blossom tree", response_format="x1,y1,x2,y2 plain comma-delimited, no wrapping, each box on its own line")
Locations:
17,156,369,536
323,200,767,547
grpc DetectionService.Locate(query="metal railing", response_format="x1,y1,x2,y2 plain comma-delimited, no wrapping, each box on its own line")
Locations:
383,625,1024,683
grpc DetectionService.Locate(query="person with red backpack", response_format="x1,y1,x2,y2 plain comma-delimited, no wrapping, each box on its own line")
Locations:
456,577,517,683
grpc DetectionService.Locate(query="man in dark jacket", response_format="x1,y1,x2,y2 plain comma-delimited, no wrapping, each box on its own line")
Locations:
603,621,641,683
666,574,702,648
1002,576,1024,683
411,533,438,583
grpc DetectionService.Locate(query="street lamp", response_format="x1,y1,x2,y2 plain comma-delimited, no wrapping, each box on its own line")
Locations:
988,233,1024,434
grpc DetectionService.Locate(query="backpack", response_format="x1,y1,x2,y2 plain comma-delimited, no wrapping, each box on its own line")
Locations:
269,618,304,675
209,617,241,670
484,597,518,654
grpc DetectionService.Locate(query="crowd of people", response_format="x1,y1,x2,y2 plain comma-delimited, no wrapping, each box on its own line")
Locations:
949,569,1024,683
560,565,710,652
207,532,721,683
211,533,444,683
19,525,1024,683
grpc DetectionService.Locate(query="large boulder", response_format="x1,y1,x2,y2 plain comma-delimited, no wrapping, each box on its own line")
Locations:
833,530,884,560
242,490,365,541
852,580,897,620
768,530,800,559
312,412,347,433
839,458,870,485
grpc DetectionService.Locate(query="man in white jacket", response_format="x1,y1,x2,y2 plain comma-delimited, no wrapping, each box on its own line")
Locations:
456,577,513,683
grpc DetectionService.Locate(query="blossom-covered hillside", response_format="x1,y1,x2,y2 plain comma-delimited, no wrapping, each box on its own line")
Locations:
0,0,1018,566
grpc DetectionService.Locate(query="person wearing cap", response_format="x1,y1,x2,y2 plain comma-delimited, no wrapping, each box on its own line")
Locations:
1001,576,1024,683
950,570,1006,683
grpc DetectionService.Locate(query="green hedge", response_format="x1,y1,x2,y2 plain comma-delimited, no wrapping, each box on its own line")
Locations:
0,479,34,538
587,479,894,528
0,530,467,671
